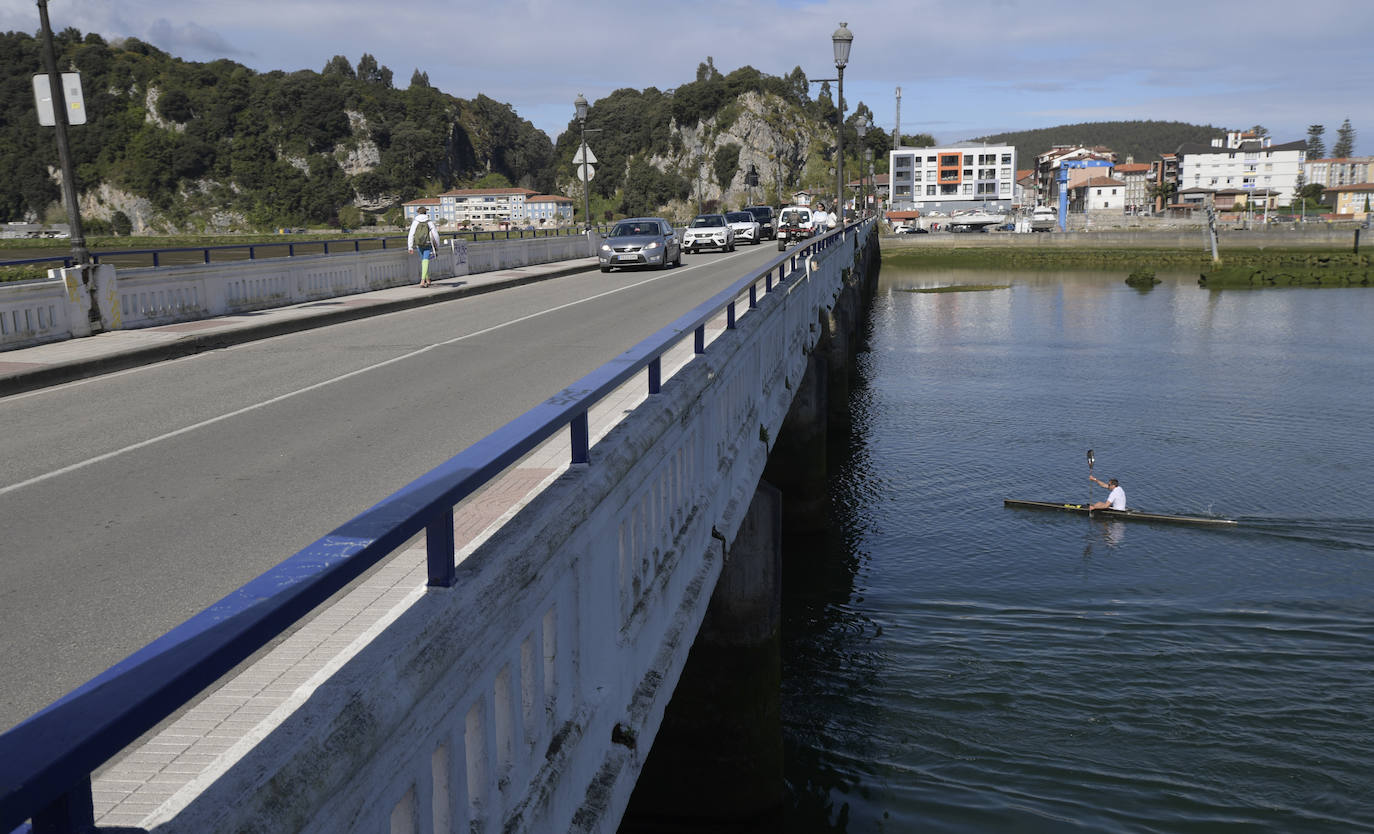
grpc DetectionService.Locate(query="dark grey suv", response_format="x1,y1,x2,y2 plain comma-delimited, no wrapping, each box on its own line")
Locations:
598,217,682,271
744,205,776,240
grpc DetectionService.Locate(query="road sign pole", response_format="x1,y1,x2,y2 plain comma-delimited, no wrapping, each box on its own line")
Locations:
37,0,89,273
36,0,101,330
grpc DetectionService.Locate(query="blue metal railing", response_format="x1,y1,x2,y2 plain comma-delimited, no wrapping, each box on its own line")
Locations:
0,221,867,833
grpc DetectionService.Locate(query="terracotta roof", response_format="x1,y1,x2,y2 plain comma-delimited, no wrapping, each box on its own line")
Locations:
439,188,540,197
527,194,574,203
1083,177,1126,188
403,197,441,205
1115,163,1151,173
1323,182,1374,192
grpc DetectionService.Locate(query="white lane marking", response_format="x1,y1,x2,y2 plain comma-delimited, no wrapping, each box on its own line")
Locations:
0,264,737,497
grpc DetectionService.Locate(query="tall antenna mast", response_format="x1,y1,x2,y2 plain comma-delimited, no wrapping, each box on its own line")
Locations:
894,86,902,150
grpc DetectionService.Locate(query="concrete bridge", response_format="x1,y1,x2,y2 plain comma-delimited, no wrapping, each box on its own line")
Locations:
1,221,880,833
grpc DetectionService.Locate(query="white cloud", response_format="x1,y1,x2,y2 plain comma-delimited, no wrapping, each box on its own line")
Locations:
3,0,1370,154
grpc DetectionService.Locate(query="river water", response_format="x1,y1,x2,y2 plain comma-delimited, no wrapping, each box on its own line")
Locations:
781,267,1374,832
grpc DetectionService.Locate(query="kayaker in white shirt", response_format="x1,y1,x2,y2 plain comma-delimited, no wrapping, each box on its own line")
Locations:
1088,475,1126,510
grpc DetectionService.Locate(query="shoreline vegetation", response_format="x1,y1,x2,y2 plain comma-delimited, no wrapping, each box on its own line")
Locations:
882,240,1372,288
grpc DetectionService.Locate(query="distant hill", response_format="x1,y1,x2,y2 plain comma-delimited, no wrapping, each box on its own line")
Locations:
971,121,1228,168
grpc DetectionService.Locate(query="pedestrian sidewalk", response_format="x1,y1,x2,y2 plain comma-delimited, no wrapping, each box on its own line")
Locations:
0,257,598,398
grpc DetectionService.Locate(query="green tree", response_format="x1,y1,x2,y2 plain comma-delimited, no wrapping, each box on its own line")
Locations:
714,143,741,189
111,210,133,235
1332,118,1355,158
1306,125,1326,159
322,55,355,78
1296,182,1325,210
475,172,512,189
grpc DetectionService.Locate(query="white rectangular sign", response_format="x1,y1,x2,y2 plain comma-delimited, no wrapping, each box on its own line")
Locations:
33,72,86,126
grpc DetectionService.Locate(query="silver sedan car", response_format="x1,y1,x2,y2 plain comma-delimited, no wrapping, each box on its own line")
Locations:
598,217,682,271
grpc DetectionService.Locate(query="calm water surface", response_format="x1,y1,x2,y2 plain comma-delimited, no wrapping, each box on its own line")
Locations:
782,268,1374,832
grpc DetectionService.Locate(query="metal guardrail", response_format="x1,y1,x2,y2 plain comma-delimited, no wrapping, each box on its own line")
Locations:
0,226,605,272
0,222,868,833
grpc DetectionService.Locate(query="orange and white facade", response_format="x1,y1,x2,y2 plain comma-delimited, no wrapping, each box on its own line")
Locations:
888,143,1017,212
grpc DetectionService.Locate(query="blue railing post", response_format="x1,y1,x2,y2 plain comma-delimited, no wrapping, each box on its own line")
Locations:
152,252,160,267
648,358,661,395
202,248,210,265
694,325,705,354
727,301,736,329
31,777,94,834
426,511,456,587
571,413,590,464
249,245,257,260
749,284,757,308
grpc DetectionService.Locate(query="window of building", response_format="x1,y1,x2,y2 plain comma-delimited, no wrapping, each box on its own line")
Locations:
1001,154,1012,164
941,184,957,195
927,184,937,196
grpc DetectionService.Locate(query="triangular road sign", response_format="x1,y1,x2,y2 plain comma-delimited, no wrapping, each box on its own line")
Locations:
572,145,597,165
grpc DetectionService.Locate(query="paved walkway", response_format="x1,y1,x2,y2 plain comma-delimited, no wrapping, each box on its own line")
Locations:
2,255,735,828
0,257,599,397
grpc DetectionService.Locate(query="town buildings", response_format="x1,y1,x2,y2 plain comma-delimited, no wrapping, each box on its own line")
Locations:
403,189,574,228
1322,183,1374,220
1175,131,1306,209
888,143,1018,213
1113,163,1152,214
1033,145,1116,209
1304,157,1374,188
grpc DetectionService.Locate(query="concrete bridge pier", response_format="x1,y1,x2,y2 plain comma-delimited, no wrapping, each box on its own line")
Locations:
763,228,879,534
620,480,784,831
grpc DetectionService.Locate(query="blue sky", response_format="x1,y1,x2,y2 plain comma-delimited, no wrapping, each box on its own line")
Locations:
4,0,1371,158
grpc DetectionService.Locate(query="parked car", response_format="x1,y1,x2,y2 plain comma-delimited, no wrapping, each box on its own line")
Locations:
775,205,814,251
726,211,761,245
598,217,681,272
682,213,735,253
743,205,776,239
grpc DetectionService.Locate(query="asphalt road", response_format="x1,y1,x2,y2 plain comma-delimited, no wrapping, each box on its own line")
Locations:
0,242,784,731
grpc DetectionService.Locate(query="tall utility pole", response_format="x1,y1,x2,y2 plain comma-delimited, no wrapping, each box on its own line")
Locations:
894,86,902,150
37,0,90,272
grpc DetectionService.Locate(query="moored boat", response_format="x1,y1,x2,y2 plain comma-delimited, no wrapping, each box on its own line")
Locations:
1004,498,1238,527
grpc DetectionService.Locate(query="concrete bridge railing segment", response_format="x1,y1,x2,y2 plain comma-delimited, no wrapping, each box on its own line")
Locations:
0,232,593,351
1,220,876,834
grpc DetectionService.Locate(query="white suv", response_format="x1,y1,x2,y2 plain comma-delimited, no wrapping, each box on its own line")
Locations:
681,214,736,253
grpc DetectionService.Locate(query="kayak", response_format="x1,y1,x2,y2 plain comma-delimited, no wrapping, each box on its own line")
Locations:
1004,498,1238,527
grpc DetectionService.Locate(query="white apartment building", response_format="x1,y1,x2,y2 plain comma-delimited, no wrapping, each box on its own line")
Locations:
888,143,1017,212
1176,131,1306,208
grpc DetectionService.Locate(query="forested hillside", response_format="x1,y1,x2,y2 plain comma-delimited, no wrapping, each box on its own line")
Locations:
0,28,555,231
4,28,1246,233
972,120,1229,167
551,59,895,220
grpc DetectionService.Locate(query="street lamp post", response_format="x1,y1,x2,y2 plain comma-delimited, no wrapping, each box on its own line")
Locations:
574,94,591,232
866,147,875,218
832,22,853,224
855,115,868,218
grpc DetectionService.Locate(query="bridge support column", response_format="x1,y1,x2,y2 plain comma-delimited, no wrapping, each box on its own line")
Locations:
621,481,783,831
762,348,829,534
